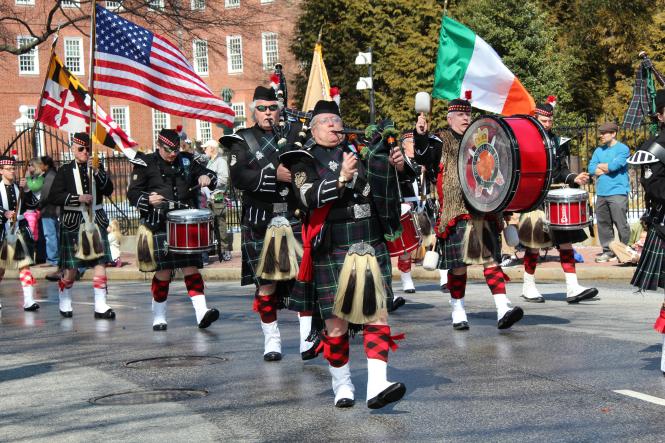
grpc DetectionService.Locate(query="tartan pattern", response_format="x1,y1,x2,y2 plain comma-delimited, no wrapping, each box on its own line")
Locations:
483,266,506,295
623,61,651,129
436,219,502,270
559,248,576,273
447,271,466,299
58,228,112,270
151,230,202,271
364,324,391,362
654,307,665,333
297,218,394,320
364,141,402,241
151,276,170,302
322,333,349,368
524,251,539,275
254,293,278,323
631,229,665,291
184,272,204,296
397,255,411,273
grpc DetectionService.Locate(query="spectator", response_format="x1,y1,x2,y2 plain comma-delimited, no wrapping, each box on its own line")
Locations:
39,155,60,271
107,219,123,267
202,139,232,262
589,122,631,262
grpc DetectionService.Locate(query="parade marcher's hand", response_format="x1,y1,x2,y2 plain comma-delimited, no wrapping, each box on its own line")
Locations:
340,152,358,181
79,194,93,204
416,113,428,135
574,172,590,185
389,147,405,172
19,178,26,189
198,175,211,188
276,164,292,183
148,192,165,207
4,210,15,220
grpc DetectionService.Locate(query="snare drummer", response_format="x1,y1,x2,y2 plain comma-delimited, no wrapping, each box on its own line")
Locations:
395,131,418,301
518,99,598,304
127,128,220,330
49,133,115,319
223,85,319,362
414,96,524,331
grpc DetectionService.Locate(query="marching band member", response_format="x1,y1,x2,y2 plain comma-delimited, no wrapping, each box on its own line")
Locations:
290,100,408,409
127,128,220,330
49,133,115,319
628,89,665,375
518,99,598,304
414,97,523,331
224,86,319,362
396,131,418,296
0,155,39,311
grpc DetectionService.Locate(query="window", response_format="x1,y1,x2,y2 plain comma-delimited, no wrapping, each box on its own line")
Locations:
226,36,243,74
193,40,209,76
16,0,35,5
225,0,240,7
152,109,170,150
261,32,279,70
191,0,205,9
196,120,212,142
61,0,80,7
64,37,84,75
260,0,274,3
111,106,130,136
106,0,122,10
149,0,164,11
17,37,38,75
232,103,246,129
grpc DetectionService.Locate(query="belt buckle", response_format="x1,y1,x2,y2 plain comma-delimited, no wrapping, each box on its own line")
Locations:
353,203,370,220
273,202,288,214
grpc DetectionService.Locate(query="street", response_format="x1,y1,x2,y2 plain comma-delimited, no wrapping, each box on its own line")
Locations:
1,278,665,442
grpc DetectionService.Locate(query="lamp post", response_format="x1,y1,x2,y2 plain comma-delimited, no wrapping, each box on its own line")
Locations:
355,48,374,125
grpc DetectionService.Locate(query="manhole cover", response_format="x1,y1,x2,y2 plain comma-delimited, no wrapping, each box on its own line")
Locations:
125,355,227,368
90,388,208,405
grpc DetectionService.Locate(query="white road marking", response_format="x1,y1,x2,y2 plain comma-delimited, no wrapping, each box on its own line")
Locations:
614,390,665,406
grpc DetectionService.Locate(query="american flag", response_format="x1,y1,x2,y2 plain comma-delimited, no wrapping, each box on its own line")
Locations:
93,5,234,127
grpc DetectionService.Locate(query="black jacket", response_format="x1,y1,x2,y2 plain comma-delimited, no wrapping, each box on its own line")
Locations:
549,132,578,187
0,182,38,231
39,168,59,218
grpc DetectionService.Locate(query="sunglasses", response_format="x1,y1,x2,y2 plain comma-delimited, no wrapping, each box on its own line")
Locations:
77,146,91,153
161,145,180,154
256,104,279,112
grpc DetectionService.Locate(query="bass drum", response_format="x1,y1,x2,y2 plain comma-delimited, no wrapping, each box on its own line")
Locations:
458,115,554,214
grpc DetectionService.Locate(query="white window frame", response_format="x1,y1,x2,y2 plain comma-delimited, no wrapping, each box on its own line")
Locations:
105,0,123,10
193,39,209,76
226,35,243,74
225,0,240,8
111,106,130,137
63,37,84,76
196,120,212,142
152,109,171,150
24,106,45,155
261,32,279,71
191,0,205,10
149,0,165,11
231,103,246,129
15,0,36,5
61,0,80,7
17,36,39,75
260,0,274,4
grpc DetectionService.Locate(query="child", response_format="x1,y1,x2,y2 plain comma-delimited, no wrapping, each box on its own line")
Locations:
107,219,123,267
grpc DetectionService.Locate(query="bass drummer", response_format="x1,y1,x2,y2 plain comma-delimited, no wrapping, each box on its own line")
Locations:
414,95,524,331
518,98,598,304
127,128,220,330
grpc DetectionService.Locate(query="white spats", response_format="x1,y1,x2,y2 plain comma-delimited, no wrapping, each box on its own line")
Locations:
261,320,282,355
59,286,72,313
190,294,209,323
22,285,35,309
493,293,512,320
450,298,468,324
329,363,355,404
298,315,314,353
366,358,394,401
522,273,543,300
152,300,167,326
565,272,592,299
439,269,448,286
400,272,415,292
93,287,112,313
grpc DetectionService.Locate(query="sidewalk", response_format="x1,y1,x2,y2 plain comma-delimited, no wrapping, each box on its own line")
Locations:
10,244,637,282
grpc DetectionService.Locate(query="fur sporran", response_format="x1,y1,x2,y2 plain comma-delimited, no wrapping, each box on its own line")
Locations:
462,217,497,265
136,224,157,272
75,222,105,261
518,210,553,249
256,216,302,281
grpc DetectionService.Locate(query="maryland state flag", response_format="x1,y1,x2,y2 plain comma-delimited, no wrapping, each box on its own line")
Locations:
35,53,141,163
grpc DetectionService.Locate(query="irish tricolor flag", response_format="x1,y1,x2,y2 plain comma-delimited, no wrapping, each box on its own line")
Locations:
433,16,535,116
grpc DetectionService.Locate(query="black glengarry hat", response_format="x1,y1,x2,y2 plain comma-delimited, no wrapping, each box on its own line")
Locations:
311,100,341,118
253,86,278,102
158,128,180,149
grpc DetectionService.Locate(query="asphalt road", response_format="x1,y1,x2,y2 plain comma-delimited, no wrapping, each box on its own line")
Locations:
2,278,665,442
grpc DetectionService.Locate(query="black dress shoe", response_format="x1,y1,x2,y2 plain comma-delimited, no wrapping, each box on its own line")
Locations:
335,398,355,408
94,309,116,319
497,307,524,329
404,288,416,294
59,310,73,318
301,336,322,361
566,288,599,304
367,382,406,409
521,294,545,303
453,321,469,330
388,296,406,313
198,308,220,329
153,323,167,331
263,351,282,362
23,303,40,312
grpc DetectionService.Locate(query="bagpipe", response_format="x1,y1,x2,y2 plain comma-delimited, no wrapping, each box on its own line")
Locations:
623,51,665,133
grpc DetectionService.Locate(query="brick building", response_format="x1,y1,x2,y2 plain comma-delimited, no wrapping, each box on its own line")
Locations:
0,0,303,154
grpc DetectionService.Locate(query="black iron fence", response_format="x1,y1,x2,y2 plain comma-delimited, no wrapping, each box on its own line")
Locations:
2,121,653,234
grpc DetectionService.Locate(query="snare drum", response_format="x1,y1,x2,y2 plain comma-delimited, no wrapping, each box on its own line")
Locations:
459,115,554,213
544,189,591,230
166,209,215,254
386,204,421,257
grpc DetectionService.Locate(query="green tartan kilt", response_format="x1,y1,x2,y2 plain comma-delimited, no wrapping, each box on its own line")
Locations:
59,227,112,270
287,217,394,320
436,218,502,270
152,230,203,271
631,229,665,291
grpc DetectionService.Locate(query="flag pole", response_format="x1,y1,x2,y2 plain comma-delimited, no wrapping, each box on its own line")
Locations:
87,0,98,223
443,0,449,17
31,28,60,159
